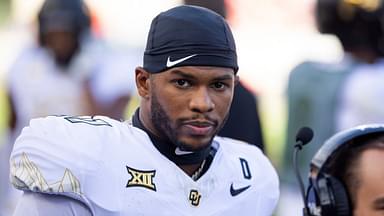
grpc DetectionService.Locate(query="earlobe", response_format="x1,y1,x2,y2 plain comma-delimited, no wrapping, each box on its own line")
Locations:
135,67,150,99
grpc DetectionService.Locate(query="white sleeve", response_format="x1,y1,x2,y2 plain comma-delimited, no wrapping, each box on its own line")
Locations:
13,192,92,216
10,116,110,209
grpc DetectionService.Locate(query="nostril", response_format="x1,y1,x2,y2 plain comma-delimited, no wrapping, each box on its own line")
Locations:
190,100,215,113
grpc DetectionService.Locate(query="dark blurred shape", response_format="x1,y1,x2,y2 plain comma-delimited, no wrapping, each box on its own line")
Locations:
316,0,384,61
295,127,314,147
219,83,264,149
38,0,90,67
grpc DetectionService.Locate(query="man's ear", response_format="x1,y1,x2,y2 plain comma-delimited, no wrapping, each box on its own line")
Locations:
135,67,151,99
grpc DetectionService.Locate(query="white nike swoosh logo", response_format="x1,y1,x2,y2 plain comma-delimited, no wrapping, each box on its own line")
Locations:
174,147,194,155
166,54,197,67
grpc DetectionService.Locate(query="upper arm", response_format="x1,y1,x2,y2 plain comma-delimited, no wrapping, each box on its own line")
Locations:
10,116,109,206
13,192,92,216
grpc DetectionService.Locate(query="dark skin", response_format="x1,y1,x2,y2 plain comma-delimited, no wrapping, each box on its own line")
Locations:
353,149,384,216
346,48,380,64
44,31,78,67
135,66,238,176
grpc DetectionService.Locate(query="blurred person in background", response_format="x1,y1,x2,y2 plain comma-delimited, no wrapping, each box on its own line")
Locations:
280,0,384,215
305,124,384,216
184,0,265,151
0,0,136,214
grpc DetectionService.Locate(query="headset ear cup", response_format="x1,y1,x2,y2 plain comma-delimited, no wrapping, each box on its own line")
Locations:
305,180,322,216
328,176,351,216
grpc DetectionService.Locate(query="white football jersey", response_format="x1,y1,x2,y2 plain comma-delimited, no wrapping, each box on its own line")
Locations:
7,46,93,139
10,115,279,216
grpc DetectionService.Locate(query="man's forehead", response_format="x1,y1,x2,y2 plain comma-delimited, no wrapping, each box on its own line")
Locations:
359,149,384,177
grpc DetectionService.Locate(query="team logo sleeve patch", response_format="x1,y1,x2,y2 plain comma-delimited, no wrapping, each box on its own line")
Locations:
10,152,82,195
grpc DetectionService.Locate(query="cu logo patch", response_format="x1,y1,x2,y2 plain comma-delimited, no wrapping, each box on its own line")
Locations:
189,189,201,206
126,166,156,191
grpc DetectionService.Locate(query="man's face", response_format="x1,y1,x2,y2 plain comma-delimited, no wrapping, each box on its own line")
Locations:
147,66,236,151
44,31,78,67
354,149,384,216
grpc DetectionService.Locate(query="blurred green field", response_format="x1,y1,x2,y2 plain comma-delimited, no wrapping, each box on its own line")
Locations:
259,97,286,171
0,83,9,147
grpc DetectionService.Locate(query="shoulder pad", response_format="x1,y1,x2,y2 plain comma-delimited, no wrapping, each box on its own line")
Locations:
10,115,118,200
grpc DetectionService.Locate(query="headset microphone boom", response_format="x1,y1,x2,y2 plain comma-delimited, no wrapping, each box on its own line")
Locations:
293,127,314,216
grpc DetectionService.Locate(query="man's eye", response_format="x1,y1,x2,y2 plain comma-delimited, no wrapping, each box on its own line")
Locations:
212,82,227,90
174,79,190,88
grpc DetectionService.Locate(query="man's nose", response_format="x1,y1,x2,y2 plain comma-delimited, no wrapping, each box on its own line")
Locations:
189,87,215,113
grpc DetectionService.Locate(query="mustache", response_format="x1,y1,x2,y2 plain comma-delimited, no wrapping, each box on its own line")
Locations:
178,115,219,126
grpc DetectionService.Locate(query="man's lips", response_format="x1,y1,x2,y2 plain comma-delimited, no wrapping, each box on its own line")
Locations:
181,121,216,136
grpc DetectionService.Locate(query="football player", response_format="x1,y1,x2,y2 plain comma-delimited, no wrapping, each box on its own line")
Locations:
10,5,279,216
2,0,136,214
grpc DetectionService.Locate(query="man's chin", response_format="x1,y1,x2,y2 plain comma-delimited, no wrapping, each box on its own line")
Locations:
177,136,213,151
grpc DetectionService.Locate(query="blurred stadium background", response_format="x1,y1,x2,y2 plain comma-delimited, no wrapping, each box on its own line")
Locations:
0,0,342,212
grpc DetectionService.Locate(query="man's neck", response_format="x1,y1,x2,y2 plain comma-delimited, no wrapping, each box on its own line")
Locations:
181,163,204,177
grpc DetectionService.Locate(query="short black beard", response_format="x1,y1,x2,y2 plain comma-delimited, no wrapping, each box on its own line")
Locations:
151,92,227,151
150,92,189,148
151,92,177,143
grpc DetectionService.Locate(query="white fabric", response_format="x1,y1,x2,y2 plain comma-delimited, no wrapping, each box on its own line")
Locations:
13,192,91,216
7,38,138,138
0,134,22,216
3,39,104,216
89,48,141,105
4,37,137,216
10,115,279,216
7,41,98,138
336,60,384,131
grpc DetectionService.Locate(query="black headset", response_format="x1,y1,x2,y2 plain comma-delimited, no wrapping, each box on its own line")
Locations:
305,124,384,216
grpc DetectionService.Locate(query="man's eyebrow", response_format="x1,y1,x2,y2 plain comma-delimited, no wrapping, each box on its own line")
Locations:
170,69,234,81
373,197,384,209
212,74,234,81
170,69,195,79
